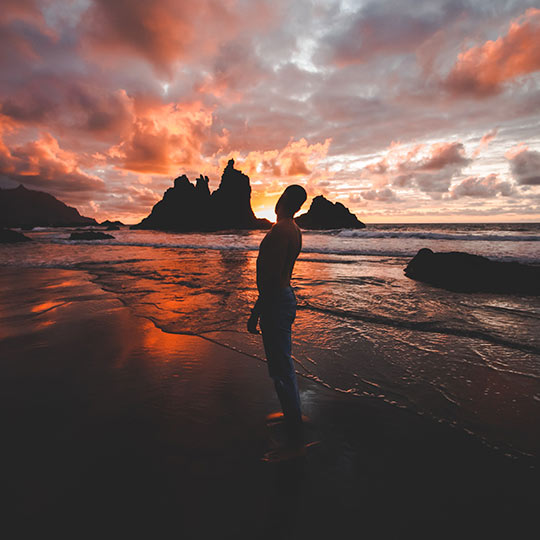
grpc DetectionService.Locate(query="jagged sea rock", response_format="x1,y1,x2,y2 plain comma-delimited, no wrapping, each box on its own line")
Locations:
69,231,114,241
0,185,97,228
295,195,365,230
404,248,540,295
0,228,32,243
133,160,271,231
134,174,211,231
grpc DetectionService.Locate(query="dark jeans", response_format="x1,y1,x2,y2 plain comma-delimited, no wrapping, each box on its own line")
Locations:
260,286,303,444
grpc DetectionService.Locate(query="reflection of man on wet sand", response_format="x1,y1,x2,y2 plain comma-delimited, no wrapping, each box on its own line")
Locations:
248,185,307,460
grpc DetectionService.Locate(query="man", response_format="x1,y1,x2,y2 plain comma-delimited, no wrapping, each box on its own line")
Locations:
247,185,307,459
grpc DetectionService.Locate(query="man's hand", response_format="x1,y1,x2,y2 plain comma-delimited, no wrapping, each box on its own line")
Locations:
247,310,260,334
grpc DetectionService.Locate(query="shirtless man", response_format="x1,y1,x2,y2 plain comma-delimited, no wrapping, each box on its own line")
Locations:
247,185,307,457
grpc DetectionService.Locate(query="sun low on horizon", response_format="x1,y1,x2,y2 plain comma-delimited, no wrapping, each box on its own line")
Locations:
0,1,539,224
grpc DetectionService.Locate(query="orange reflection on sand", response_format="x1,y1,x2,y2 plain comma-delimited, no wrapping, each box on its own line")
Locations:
30,301,65,314
141,321,210,365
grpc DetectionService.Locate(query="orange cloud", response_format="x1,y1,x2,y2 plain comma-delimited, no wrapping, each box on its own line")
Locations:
445,8,540,96
0,131,105,196
108,101,226,174
220,138,331,215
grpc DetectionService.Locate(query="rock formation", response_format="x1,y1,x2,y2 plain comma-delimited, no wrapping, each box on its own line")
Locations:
404,248,540,295
295,195,365,230
100,220,124,229
0,228,32,243
69,231,114,241
133,160,271,231
0,185,97,228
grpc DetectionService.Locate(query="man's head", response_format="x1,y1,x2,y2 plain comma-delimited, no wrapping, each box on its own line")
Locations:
275,185,307,218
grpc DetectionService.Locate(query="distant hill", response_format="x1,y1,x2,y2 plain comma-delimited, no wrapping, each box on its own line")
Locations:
295,195,365,229
133,159,271,231
0,185,97,228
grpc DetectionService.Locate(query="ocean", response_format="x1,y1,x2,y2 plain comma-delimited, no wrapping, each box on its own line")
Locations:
2,222,539,458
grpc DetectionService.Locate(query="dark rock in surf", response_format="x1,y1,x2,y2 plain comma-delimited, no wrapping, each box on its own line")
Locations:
404,248,540,295
69,231,114,241
133,160,271,232
295,195,365,230
0,228,32,243
0,185,97,228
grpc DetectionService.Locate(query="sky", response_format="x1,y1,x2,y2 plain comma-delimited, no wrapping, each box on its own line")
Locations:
1,0,539,224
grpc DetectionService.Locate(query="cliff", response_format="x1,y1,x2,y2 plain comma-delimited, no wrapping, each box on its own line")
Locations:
0,185,97,228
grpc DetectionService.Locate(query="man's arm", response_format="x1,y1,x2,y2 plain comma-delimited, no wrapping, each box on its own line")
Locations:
247,226,288,334
255,225,288,311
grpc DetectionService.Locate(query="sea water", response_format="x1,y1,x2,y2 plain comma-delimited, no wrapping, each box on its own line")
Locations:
1,223,539,457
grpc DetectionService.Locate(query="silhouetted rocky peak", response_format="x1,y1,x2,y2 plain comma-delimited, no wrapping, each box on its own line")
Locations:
295,195,365,229
196,175,210,198
133,160,271,232
210,159,258,229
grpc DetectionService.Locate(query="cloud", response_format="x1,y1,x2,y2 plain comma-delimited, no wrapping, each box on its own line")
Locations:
0,0,539,222
507,146,540,185
473,128,498,157
362,141,471,197
0,132,105,197
107,101,226,174
0,79,135,141
444,8,540,97
361,187,399,201
448,174,516,198
81,0,275,78
321,2,461,66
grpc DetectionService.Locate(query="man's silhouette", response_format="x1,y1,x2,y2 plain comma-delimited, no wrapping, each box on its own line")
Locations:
248,185,307,459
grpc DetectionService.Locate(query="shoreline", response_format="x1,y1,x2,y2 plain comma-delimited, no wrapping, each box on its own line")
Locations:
0,266,537,537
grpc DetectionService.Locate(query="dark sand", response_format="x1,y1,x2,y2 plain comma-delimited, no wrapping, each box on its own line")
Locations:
0,268,537,539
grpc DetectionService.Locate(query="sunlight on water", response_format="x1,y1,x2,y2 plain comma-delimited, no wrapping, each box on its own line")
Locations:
1,223,539,455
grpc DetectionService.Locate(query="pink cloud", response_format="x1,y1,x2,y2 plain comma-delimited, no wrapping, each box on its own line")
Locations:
444,8,540,97
473,128,498,157
361,141,472,197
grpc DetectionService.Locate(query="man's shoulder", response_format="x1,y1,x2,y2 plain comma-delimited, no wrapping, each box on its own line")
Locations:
272,219,300,235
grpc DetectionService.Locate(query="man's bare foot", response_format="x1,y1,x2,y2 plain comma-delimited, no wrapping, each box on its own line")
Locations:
265,412,310,424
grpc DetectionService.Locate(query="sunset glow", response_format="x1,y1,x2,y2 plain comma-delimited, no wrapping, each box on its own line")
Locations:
1,1,539,223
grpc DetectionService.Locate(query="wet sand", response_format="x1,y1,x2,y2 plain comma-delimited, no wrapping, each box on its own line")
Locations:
0,267,537,538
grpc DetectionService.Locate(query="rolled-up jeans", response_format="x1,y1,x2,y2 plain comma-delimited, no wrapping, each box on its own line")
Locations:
259,286,303,444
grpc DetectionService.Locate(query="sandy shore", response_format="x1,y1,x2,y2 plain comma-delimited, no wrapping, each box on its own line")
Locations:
0,267,537,538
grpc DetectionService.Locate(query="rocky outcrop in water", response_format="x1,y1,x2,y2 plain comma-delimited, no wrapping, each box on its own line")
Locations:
295,195,365,230
69,231,114,241
404,248,540,295
0,185,97,228
133,160,271,231
0,228,32,243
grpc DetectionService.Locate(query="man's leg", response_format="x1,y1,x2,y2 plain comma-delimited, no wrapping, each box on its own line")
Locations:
260,291,303,446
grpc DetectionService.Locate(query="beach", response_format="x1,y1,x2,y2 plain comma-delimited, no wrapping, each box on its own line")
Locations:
1,265,538,538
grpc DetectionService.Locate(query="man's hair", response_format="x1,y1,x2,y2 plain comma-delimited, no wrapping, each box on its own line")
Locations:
280,185,307,215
